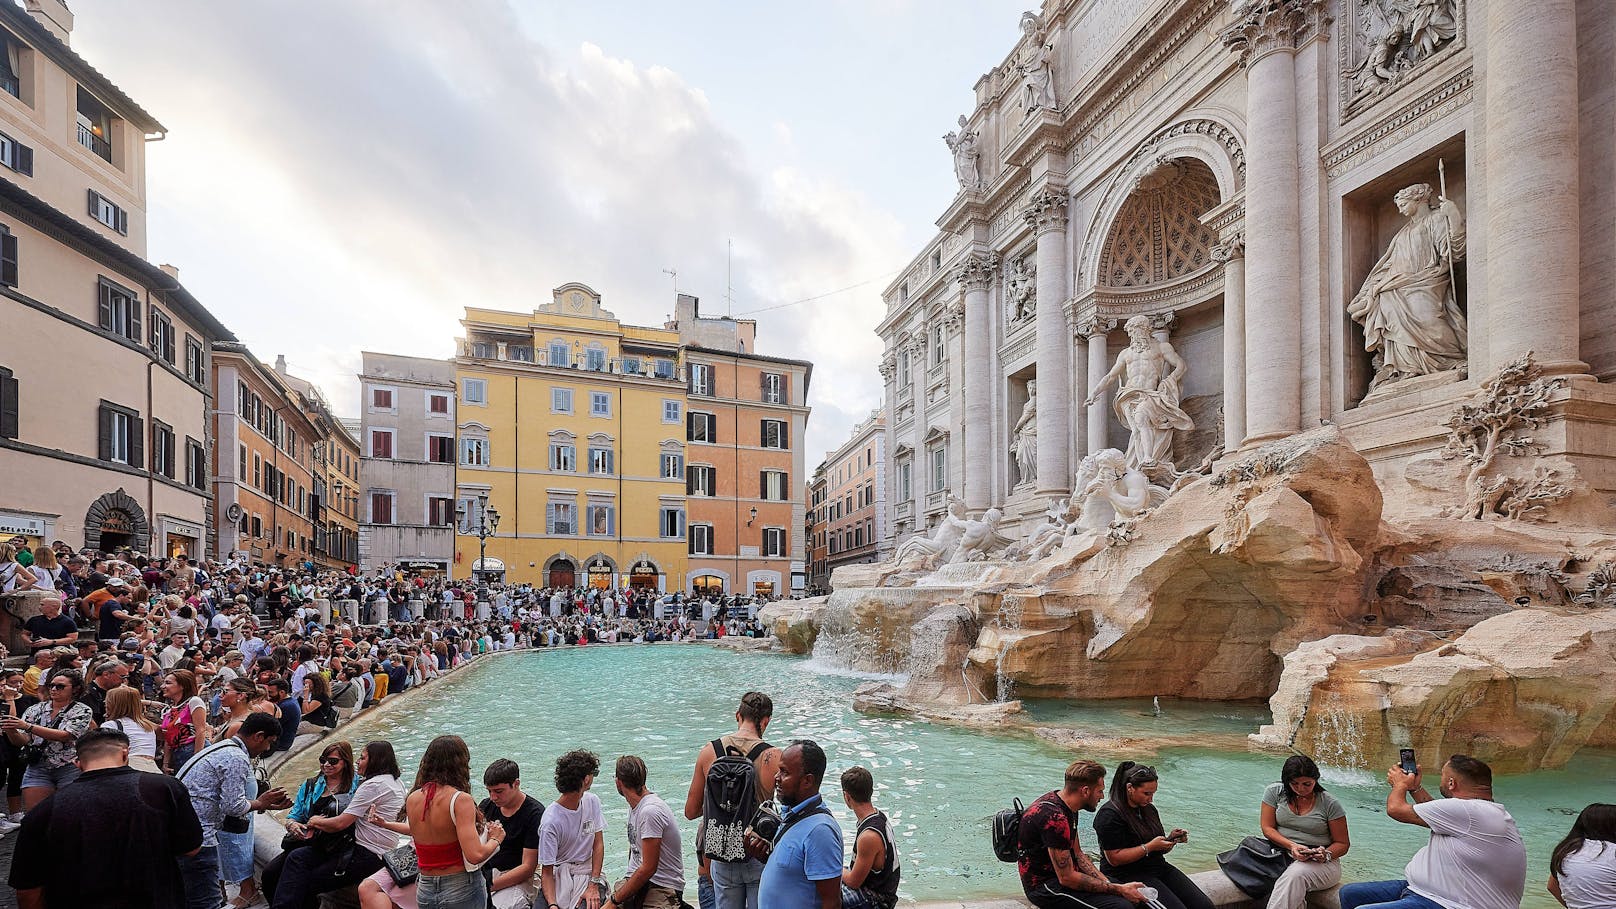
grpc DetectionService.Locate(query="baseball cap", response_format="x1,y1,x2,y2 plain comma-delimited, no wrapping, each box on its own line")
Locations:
105,577,127,589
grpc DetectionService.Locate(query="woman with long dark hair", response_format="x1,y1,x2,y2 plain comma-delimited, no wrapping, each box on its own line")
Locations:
407,734,504,909
1260,754,1350,909
158,669,210,773
1549,803,1616,908
1092,761,1211,909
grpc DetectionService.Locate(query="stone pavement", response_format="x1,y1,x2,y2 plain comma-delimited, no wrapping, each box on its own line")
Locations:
0,829,17,909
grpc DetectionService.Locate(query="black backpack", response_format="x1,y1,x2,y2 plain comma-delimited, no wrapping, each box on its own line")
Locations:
701,738,771,862
991,797,1027,863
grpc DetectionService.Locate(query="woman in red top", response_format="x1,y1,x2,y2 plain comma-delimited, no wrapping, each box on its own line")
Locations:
405,735,505,909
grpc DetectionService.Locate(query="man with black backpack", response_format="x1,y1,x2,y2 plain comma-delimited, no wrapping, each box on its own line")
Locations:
683,691,781,909
1014,759,1149,909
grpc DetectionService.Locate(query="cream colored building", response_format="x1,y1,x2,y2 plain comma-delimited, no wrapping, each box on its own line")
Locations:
359,352,457,575
881,0,1616,545
0,1,231,556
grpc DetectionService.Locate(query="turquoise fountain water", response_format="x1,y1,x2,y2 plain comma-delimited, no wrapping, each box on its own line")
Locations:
281,647,1609,906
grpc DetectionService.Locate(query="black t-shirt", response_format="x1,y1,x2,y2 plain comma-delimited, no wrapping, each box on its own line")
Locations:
8,765,202,908
304,694,336,728
478,794,544,873
99,600,129,641
1092,802,1167,876
23,614,78,651
1017,790,1082,894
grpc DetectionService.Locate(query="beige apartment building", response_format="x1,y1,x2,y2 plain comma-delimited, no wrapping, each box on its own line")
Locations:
812,409,886,588
359,352,457,575
274,355,360,572
0,1,231,556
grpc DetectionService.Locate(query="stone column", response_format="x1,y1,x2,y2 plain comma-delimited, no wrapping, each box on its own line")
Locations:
1223,1,1319,445
1026,185,1072,497
1484,0,1583,373
1085,320,1110,453
1070,312,1090,461
1212,233,1247,450
957,253,998,515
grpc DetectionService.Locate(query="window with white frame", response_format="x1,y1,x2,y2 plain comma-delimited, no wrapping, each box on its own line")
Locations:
552,387,573,414
761,372,785,404
687,412,716,443
548,340,570,367
931,446,947,492
585,345,606,372
688,523,714,555
621,356,641,375
462,378,486,405
760,419,788,449
546,500,576,535
369,428,394,459
660,453,684,480
428,393,450,416
897,354,910,387
370,386,395,411
427,496,455,526
590,391,610,417
659,507,685,539
587,445,614,475
760,470,788,502
762,527,786,557
460,437,489,467
932,324,945,365
654,358,675,380
549,443,576,472
586,503,615,536
427,434,454,464
687,465,715,497
689,363,714,397
662,400,681,423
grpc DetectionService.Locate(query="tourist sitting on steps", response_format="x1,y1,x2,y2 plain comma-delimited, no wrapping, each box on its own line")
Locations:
1340,754,1525,909
608,754,686,909
479,757,546,909
1017,759,1150,909
1094,762,1211,909
1259,754,1350,909
839,765,900,909
539,749,608,909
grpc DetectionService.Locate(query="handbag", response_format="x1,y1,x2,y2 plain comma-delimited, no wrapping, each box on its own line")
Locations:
18,705,72,765
1216,835,1294,899
381,842,418,886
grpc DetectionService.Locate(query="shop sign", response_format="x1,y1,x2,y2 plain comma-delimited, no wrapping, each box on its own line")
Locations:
0,513,47,537
630,561,656,575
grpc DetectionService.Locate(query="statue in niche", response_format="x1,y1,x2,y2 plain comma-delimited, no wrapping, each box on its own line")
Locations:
1085,316,1194,471
1017,12,1056,116
1349,0,1460,98
1010,380,1038,486
943,115,981,191
894,496,969,570
1006,256,1037,322
1347,182,1467,390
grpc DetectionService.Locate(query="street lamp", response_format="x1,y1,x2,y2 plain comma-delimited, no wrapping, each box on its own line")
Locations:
460,493,499,584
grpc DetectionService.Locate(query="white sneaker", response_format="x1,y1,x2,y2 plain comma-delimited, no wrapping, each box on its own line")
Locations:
6,812,22,823
0,818,18,833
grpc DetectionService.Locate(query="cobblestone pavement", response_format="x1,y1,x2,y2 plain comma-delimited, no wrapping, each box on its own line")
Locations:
0,829,17,909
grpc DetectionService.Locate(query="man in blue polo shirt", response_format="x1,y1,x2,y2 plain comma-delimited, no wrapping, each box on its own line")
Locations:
757,740,843,909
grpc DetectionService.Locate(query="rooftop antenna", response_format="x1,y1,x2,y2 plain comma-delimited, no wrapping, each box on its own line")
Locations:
662,267,678,296
725,238,734,317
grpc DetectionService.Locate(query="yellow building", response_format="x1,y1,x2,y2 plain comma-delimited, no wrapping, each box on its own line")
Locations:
452,284,689,590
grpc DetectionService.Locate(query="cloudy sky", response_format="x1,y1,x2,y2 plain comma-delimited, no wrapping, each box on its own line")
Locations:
69,0,1027,460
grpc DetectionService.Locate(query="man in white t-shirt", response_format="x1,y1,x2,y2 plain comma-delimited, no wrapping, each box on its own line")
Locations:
539,749,608,909
1341,754,1525,909
608,755,685,909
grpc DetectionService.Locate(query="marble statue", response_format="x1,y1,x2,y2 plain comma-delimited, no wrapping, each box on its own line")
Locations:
1018,12,1056,115
1012,496,1078,561
1350,0,1459,96
1006,256,1036,322
1347,182,1468,389
1010,381,1038,486
951,507,1013,563
943,115,981,191
894,496,969,570
1085,315,1194,470
1075,449,1171,531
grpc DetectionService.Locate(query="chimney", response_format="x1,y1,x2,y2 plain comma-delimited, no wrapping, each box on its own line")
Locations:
24,0,73,44
274,355,288,375
159,263,180,280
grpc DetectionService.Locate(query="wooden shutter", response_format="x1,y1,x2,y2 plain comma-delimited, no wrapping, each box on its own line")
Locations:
128,298,141,343
97,404,112,460
14,142,30,176
0,230,15,287
759,470,767,499
97,282,113,330
0,369,17,439
780,374,790,404
116,207,128,235
86,188,98,218
128,414,143,469
780,421,790,449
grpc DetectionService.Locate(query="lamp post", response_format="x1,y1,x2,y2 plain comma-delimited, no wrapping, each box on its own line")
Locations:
457,493,500,585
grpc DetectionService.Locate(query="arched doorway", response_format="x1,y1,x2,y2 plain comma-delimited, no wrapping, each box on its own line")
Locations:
83,489,148,554
546,556,576,589
627,558,660,591
691,574,725,596
584,554,615,589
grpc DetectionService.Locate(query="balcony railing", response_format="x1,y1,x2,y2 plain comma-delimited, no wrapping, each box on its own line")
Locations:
458,338,684,381
77,123,111,161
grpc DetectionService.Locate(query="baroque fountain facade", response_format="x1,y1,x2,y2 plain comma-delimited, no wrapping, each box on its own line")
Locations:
770,0,1616,775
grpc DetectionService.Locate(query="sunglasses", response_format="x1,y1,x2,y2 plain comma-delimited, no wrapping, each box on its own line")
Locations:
319,756,345,766
48,683,70,690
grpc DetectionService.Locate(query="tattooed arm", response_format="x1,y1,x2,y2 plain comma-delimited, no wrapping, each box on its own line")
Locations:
1049,847,1146,900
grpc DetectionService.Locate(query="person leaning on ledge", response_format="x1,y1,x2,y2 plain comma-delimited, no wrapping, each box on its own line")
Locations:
1340,754,1525,909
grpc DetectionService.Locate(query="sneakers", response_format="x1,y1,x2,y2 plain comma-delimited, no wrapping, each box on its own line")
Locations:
6,811,22,823
0,818,20,834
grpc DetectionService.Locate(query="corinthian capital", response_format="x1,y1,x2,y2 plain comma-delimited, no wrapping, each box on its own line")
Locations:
1211,231,1246,262
1022,184,1069,234
1221,0,1328,66
954,251,1000,291
943,298,965,331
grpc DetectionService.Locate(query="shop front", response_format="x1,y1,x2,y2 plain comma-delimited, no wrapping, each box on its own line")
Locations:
627,559,661,591
585,555,615,590
471,557,506,585
746,570,782,600
691,573,726,596
157,516,203,559
0,510,54,552
83,489,148,554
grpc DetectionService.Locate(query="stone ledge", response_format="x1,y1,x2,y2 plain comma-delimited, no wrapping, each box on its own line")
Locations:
915,870,1339,909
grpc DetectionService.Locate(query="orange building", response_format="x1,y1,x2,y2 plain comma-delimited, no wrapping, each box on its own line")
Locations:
815,410,886,588
674,296,811,598
210,343,319,567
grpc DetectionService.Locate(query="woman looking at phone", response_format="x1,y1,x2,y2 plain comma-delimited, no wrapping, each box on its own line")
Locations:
1093,762,1213,909
1260,755,1350,909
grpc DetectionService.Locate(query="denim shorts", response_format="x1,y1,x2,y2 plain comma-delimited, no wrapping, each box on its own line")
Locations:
20,762,80,790
417,870,487,909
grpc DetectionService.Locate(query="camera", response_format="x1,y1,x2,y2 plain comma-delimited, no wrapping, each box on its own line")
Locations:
745,800,783,856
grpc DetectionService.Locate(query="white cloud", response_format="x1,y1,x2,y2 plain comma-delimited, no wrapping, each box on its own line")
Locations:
70,0,909,459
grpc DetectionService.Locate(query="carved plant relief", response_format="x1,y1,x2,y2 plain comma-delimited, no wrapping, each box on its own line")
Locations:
1439,353,1571,522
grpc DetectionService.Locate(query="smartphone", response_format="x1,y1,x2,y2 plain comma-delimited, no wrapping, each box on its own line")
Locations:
1399,748,1418,775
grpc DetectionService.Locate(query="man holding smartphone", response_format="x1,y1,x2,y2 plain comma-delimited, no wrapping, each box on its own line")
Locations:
1340,754,1525,909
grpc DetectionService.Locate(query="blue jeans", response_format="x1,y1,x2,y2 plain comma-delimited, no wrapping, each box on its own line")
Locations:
179,845,224,909
417,870,487,909
710,858,763,909
1341,880,1448,909
841,885,883,909
698,874,716,909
